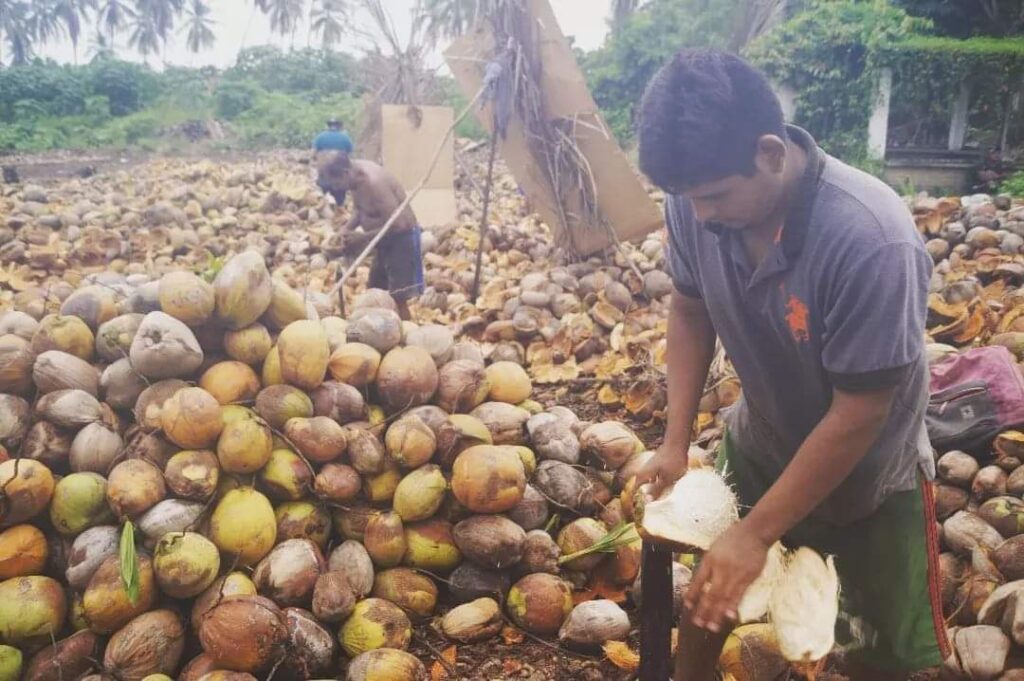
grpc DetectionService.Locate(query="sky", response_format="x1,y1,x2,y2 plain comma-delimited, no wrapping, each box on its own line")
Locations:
35,0,614,69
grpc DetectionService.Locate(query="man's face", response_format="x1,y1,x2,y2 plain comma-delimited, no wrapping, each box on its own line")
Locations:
678,136,787,229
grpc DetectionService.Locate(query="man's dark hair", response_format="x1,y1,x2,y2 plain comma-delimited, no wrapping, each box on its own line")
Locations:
318,151,350,184
327,118,342,129
637,49,785,191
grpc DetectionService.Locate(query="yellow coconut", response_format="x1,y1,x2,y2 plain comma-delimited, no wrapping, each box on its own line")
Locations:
213,251,273,330
0,576,68,647
284,416,347,464
216,410,273,474
557,518,609,572
59,285,119,329
159,271,216,326
385,416,436,469
344,649,425,681
164,450,220,501
451,445,526,513
338,598,412,657
485,361,532,404
254,385,314,429
402,520,461,574
0,524,48,579
259,449,314,501
31,315,94,361
153,531,221,598
49,472,115,535
363,512,406,569
0,645,21,681
262,346,283,386
161,387,224,449
392,465,447,522
718,624,788,681
375,346,439,413
223,323,273,365
0,459,55,526
363,465,402,505
277,320,329,390
209,488,277,566
263,279,309,330
82,555,157,634
199,362,261,405
328,343,381,387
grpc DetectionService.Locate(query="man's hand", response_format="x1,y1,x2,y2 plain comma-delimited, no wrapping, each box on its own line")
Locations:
685,520,770,632
634,441,690,499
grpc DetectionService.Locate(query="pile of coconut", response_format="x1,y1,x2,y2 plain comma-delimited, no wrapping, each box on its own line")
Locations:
0,249,696,681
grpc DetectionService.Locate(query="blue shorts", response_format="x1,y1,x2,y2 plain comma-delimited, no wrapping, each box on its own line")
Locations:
369,227,425,302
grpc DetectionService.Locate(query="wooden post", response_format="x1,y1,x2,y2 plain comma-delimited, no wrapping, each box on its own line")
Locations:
639,542,674,680
867,67,893,161
949,79,972,152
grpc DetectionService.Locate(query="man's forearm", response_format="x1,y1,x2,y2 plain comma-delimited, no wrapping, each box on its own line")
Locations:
742,388,894,544
664,293,717,448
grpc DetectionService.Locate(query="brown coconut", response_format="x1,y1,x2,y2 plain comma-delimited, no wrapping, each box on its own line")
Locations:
199,362,261,405
527,414,580,465
328,343,381,387
165,450,220,500
60,285,118,329
275,501,331,548
945,511,1005,556
453,515,526,570
310,381,365,424
312,571,358,623
178,654,218,681
254,385,313,429
68,422,121,474
506,573,573,636
372,567,439,619
83,554,157,634
190,573,257,633
994,536,1024,580
534,459,594,513
107,459,166,519
103,609,185,681
260,449,314,501
198,595,287,673
435,360,490,414
434,414,492,468
23,630,99,681
559,600,630,646
278,608,335,681
441,597,503,643
129,312,204,379
33,350,99,397
65,525,120,590
448,563,512,604
0,334,36,395
558,517,609,572
451,445,526,513
344,309,402,354
974,465,1009,502
134,379,189,431
520,529,561,575
375,346,439,413
223,323,272,365
939,451,981,488
0,311,39,341
328,541,375,598
333,504,375,542
159,271,216,327
213,251,273,330
469,402,529,445
338,598,412,658
36,389,103,429
252,539,325,608
580,421,643,470
161,387,223,449
936,484,971,521
314,463,361,503
284,416,347,464
277,320,329,390
346,427,387,475
22,421,72,470
137,499,205,543
364,512,406,569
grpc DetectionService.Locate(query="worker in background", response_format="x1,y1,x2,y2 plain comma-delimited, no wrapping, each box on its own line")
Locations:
314,118,354,206
319,152,423,321
634,49,945,681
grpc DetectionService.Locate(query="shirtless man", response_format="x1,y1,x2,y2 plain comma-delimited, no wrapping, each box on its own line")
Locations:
319,152,424,320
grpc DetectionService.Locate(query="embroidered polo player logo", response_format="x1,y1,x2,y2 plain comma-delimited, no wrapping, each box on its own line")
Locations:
785,295,810,342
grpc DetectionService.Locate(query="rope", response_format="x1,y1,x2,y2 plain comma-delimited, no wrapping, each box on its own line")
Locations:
470,126,500,303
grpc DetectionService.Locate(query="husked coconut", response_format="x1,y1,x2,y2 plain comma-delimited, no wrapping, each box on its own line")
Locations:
938,451,981,488
33,350,99,396
527,414,580,464
345,649,424,681
945,511,1005,556
470,402,529,445
737,541,787,623
436,360,490,413
345,309,402,353
558,600,630,646
327,541,374,598
406,324,454,365
454,515,526,569
637,469,739,551
376,346,439,412
252,539,325,607
768,547,840,664
441,598,503,643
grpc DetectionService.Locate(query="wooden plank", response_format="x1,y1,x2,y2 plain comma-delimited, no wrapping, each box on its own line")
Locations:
639,542,674,680
381,104,458,227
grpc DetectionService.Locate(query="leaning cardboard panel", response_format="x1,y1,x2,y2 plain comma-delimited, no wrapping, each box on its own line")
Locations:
381,104,458,228
443,0,663,255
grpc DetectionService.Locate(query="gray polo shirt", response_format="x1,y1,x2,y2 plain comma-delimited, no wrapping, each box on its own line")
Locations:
666,125,935,525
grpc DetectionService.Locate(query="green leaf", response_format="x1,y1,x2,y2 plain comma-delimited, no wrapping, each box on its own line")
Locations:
119,521,140,606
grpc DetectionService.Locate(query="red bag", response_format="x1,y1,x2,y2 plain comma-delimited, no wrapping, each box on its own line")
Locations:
926,346,1024,457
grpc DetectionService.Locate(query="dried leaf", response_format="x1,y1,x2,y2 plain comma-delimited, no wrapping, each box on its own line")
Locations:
501,625,524,645
603,641,640,672
430,646,457,681
531,361,579,384
598,384,621,407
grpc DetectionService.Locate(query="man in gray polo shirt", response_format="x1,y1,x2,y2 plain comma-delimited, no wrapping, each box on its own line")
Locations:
634,49,947,680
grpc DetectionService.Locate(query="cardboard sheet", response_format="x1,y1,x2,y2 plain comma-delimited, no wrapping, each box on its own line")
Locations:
381,104,458,227
444,0,663,254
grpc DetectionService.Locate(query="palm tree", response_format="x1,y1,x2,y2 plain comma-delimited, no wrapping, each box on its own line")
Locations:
127,0,161,59
309,0,346,49
53,0,99,62
258,0,304,46
1,1,35,65
181,0,214,55
97,0,133,43
419,0,496,45
610,0,640,31
29,0,67,45
86,29,114,59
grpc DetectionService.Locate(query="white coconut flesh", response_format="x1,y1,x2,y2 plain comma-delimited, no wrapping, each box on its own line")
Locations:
638,468,739,550
768,547,840,663
737,541,787,624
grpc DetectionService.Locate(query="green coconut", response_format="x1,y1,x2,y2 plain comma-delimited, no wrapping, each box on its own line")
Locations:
402,519,461,574
49,472,115,536
392,465,447,522
0,645,21,681
154,531,221,598
209,488,277,566
0,576,67,648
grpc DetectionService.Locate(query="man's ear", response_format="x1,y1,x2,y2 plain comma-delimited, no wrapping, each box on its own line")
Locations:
754,134,787,175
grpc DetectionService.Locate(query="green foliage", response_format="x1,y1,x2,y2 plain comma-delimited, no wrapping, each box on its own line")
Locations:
232,91,362,149
746,0,928,160
892,0,1023,38
88,57,160,116
215,80,262,120
224,46,361,101
1001,171,1024,197
581,0,741,144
